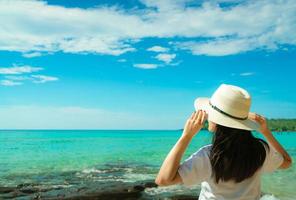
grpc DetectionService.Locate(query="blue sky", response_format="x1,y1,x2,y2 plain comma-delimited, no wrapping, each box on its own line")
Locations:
0,0,295,129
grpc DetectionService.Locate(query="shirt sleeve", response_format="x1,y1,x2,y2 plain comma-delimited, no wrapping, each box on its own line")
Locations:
178,145,211,186
262,143,284,173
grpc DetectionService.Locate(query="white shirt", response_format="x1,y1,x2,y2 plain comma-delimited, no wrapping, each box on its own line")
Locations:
178,144,283,200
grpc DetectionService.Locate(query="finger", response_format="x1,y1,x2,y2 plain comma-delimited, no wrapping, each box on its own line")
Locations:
258,114,265,121
256,114,261,120
194,110,200,122
256,114,264,122
201,111,207,123
254,113,259,121
193,110,201,121
249,113,262,123
199,111,204,124
196,110,203,124
190,111,195,120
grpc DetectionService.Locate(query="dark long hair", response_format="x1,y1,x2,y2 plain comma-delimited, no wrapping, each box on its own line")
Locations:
210,124,268,183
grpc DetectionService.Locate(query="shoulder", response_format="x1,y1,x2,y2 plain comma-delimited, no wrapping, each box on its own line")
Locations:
181,144,212,164
198,144,212,154
178,144,212,186
190,144,212,159
259,141,284,173
257,139,270,152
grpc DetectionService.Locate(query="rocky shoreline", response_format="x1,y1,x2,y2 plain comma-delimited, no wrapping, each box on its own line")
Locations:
0,180,198,200
0,163,200,199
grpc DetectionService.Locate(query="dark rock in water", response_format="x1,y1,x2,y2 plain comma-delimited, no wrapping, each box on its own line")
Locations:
33,193,42,200
89,190,142,199
20,187,39,194
169,195,198,200
63,187,143,200
17,183,37,188
77,186,88,192
0,186,16,193
133,185,145,191
5,190,27,199
0,179,195,200
144,182,158,188
57,193,66,198
0,161,199,199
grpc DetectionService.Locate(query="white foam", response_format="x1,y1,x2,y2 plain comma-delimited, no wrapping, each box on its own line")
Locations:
145,184,199,195
51,184,73,189
81,168,108,174
94,178,126,182
260,194,280,200
123,173,155,182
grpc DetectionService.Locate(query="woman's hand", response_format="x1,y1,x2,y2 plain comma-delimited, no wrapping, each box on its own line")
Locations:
248,112,270,136
155,111,207,186
182,110,207,139
248,112,292,169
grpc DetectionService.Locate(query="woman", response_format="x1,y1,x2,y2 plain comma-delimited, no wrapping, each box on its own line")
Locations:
155,84,292,200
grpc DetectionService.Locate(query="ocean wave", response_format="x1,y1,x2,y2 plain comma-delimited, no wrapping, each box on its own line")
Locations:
81,168,109,174
123,173,155,182
145,184,199,196
260,194,280,200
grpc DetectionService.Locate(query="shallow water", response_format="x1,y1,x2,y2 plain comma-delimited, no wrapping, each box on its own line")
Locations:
0,130,295,199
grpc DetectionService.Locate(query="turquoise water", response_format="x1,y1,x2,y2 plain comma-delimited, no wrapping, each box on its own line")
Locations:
0,130,295,199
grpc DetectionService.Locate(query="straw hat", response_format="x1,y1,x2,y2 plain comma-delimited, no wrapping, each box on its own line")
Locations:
194,84,259,131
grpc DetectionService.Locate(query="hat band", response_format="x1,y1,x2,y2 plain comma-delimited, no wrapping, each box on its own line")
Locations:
209,101,248,120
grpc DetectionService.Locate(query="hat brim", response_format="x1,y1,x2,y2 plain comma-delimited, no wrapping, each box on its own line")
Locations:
194,97,259,131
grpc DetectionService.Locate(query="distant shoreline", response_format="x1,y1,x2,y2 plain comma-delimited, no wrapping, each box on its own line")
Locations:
198,119,296,132
0,119,295,132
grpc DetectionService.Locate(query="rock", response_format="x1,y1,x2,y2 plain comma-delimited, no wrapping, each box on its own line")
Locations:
17,183,36,188
0,180,197,200
77,187,87,192
0,187,16,193
57,193,66,198
7,190,27,198
133,185,145,191
33,193,42,200
169,194,198,200
144,182,158,188
64,190,142,200
19,187,39,194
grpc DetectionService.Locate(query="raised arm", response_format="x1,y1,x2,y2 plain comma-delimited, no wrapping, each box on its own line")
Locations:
249,113,292,169
155,110,207,186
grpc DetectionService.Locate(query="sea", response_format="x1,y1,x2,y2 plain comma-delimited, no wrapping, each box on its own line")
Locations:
0,130,295,199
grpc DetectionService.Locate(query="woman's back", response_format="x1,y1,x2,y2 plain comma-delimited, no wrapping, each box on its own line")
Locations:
178,143,284,200
178,140,283,200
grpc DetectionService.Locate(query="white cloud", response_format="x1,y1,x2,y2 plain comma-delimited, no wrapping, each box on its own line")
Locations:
0,65,43,75
31,75,59,83
147,46,169,52
155,53,176,64
22,52,43,58
0,0,295,56
3,73,59,85
4,76,30,81
133,63,159,69
0,0,139,56
240,72,254,76
0,80,23,86
174,38,257,56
